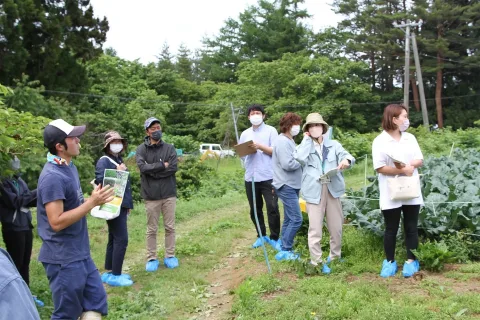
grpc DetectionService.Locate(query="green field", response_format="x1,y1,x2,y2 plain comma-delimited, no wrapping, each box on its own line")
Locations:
2,158,479,320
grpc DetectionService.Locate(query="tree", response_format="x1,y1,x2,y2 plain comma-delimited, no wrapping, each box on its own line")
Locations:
0,0,109,91
176,44,193,80
156,42,174,71
199,0,312,82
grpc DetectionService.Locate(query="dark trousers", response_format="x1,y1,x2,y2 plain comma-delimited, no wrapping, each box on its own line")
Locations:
105,208,129,275
382,205,420,262
2,229,33,286
43,257,108,319
245,179,280,241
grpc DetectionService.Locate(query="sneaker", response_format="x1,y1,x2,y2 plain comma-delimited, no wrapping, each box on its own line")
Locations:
101,272,112,283
252,236,270,248
32,295,44,307
402,260,420,278
380,259,398,278
164,257,179,269
106,274,133,287
146,259,159,272
275,250,299,261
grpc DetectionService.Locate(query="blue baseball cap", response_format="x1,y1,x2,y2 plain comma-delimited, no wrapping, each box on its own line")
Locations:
144,117,161,130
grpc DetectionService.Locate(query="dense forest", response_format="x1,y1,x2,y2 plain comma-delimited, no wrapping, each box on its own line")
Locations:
1,0,479,179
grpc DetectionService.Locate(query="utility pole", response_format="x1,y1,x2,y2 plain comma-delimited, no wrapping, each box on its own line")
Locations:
230,102,240,143
394,20,420,110
411,32,429,127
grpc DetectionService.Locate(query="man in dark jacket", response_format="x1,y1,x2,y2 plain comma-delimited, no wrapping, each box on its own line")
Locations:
136,117,179,272
0,156,43,306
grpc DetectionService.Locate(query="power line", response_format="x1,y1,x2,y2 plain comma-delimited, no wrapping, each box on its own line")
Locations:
37,88,480,110
419,53,479,67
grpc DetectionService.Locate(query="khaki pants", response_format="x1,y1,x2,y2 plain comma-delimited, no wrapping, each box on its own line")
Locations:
306,185,343,264
145,197,176,261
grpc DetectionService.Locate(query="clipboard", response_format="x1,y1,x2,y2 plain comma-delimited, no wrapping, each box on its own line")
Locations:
387,154,406,166
234,140,256,157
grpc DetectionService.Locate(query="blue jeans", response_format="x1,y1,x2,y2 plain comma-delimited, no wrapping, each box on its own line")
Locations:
275,185,302,251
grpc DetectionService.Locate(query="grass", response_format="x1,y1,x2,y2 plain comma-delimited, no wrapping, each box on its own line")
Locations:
2,156,479,319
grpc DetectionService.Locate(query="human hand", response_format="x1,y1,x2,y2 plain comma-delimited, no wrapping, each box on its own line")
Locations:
90,184,115,206
394,162,405,169
402,165,415,176
337,159,350,170
249,142,262,150
117,163,127,171
164,162,169,168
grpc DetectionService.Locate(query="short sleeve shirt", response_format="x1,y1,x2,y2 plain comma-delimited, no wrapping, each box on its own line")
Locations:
239,123,279,182
36,162,90,264
372,131,424,210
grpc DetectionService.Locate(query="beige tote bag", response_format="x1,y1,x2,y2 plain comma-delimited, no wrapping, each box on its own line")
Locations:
387,175,421,200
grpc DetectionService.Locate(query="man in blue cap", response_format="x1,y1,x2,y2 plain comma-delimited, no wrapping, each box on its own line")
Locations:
136,117,179,272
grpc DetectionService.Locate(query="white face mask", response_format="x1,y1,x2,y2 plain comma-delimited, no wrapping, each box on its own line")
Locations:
309,126,323,139
399,119,410,132
109,143,123,154
290,125,301,137
249,114,263,126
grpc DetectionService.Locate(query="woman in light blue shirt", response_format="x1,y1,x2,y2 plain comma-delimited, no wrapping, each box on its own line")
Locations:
272,112,303,261
294,113,355,273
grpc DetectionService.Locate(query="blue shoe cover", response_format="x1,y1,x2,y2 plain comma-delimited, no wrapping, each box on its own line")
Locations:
106,274,133,287
164,257,179,269
32,296,44,307
146,259,159,272
402,260,420,277
275,250,299,261
101,272,112,283
380,259,398,278
252,236,270,248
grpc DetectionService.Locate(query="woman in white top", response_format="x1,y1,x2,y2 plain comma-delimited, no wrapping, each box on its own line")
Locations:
372,104,424,278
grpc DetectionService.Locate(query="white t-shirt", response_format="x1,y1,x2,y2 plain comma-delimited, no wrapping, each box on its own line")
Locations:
372,130,424,210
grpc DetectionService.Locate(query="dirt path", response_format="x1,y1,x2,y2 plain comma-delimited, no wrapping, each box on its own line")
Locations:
193,234,269,320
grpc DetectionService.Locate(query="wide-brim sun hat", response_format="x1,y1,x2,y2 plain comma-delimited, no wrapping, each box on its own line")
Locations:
302,113,329,132
103,131,127,150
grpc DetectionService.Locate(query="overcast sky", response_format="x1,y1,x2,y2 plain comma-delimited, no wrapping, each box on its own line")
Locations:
89,0,342,64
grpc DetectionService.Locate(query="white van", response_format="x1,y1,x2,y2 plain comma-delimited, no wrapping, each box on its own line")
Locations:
199,144,235,158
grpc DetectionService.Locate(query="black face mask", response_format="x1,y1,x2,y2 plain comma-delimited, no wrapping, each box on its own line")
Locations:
151,130,162,141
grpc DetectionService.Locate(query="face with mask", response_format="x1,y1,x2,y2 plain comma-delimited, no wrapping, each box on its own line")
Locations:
249,111,264,126
394,109,410,132
109,143,124,154
290,125,301,137
308,124,324,139
10,156,20,171
147,122,162,142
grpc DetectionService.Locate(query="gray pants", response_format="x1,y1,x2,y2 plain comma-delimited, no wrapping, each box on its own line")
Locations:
306,185,344,264
145,197,176,261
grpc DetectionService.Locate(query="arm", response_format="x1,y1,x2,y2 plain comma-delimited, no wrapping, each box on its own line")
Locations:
149,145,178,179
277,141,301,171
136,145,167,174
334,141,355,170
95,158,111,186
0,180,36,209
45,184,114,232
293,134,313,166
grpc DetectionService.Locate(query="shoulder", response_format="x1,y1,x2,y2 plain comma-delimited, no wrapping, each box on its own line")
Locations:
265,125,278,133
402,132,417,141
372,131,387,144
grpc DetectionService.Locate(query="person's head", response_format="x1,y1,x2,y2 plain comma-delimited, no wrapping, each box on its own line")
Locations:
247,104,265,126
43,119,85,158
9,155,20,171
103,131,127,155
302,113,329,139
279,112,302,136
382,104,409,132
144,117,162,141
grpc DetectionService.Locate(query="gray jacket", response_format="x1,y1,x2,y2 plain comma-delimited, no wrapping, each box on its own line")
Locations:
294,136,355,204
0,248,40,320
136,137,178,200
